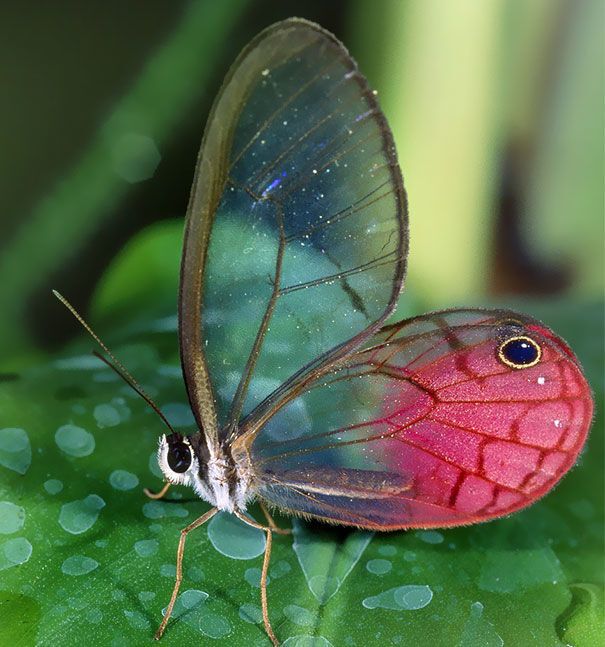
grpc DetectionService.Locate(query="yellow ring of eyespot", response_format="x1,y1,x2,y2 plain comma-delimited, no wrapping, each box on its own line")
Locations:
497,335,542,369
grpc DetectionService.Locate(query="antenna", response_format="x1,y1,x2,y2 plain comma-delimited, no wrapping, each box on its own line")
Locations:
52,290,177,436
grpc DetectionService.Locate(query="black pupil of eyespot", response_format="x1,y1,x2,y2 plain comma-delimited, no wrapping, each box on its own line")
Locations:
167,442,191,473
503,338,538,365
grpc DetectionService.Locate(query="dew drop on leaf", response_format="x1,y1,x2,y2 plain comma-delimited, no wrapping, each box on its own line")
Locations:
239,603,262,624
109,470,139,491
366,559,392,575
282,636,334,647
415,530,444,545
244,567,266,588
54,425,95,457
123,609,150,631
362,584,433,611
160,564,176,578
0,537,32,571
207,512,265,559
283,604,316,627
61,555,99,576
94,404,121,428
377,544,397,557
459,601,504,647
0,502,25,534
0,427,31,474
86,608,103,624
199,611,231,639
44,479,63,495
58,494,105,534
134,539,158,557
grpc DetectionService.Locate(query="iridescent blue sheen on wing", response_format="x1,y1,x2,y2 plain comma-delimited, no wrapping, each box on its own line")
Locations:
190,23,407,434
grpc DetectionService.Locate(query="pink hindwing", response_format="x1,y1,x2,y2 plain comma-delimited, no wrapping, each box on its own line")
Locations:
235,309,593,529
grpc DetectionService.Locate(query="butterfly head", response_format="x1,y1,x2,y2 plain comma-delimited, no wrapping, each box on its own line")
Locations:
158,433,198,486
156,432,249,512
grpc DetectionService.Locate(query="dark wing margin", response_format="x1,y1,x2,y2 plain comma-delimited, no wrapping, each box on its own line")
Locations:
179,18,408,444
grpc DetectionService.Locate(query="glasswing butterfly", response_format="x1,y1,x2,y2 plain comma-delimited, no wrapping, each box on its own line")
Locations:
56,17,593,646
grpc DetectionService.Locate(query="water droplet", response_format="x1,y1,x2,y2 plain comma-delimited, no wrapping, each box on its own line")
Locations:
187,565,204,582
366,559,392,575
394,585,433,609
270,559,291,579
68,596,87,610
134,539,158,557
0,501,25,534
94,404,121,428
123,609,150,630
109,470,139,491
160,589,209,629
44,479,63,495
239,603,262,624
378,545,397,557
244,567,266,588
61,555,99,576
0,427,31,474
142,501,189,520
160,564,176,578
460,601,504,646
179,589,208,609
112,589,126,601
207,512,265,559
55,424,95,457
199,611,231,638
283,604,315,627
308,575,339,601
59,494,105,534
282,636,334,647
138,591,155,603
86,608,103,623
0,537,32,570
292,519,372,603
416,530,444,544
362,585,433,610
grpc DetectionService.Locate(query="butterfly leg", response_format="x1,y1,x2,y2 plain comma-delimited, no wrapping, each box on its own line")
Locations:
234,510,279,646
261,527,278,646
144,482,171,500
260,500,292,535
154,506,218,640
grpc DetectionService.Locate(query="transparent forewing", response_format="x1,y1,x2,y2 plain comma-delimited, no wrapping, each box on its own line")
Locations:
179,19,406,438
234,310,592,529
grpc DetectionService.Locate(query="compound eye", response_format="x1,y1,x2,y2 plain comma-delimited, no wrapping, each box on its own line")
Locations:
167,440,192,473
498,335,541,369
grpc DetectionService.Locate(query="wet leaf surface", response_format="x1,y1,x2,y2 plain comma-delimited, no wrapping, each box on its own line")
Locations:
0,225,602,646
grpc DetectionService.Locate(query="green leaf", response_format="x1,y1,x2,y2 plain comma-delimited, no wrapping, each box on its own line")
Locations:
0,292,602,646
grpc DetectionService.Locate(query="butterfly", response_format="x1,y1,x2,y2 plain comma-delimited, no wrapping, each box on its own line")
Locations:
56,17,593,647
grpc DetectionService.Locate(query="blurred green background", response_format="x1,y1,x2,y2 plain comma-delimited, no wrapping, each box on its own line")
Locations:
0,0,602,367
0,1,603,646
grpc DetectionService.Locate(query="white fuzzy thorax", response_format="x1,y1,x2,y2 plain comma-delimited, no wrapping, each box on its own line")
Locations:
156,435,251,512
